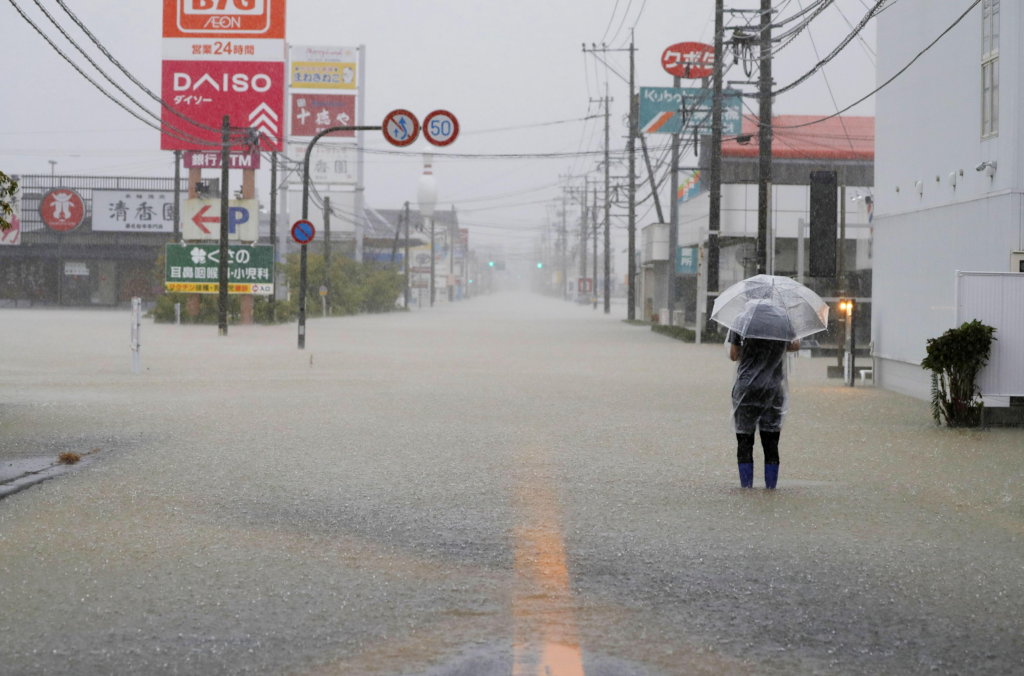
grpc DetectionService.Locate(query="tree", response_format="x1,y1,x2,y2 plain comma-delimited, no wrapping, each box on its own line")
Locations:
0,171,18,232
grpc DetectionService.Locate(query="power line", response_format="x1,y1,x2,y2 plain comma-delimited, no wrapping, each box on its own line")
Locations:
772,0,981,130
771,0,886,96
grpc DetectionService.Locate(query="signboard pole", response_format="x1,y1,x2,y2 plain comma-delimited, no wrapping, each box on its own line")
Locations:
130,297,142,374
299,124,381,349
218,115,231,336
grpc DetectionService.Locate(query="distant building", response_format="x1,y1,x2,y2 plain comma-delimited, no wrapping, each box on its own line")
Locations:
654,114,875,334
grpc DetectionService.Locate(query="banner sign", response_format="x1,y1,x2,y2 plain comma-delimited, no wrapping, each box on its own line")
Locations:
677,171,702,203
289,45,358,89
286,142,357,185
161,1,286,152
163,0,285,40
676,246,699,275
181,198,260,241
639,87,742,136
183,149,261,169
92,190,176,233
160,59,285,151
165,243,273,294
662,42,715,79
290,94,355,138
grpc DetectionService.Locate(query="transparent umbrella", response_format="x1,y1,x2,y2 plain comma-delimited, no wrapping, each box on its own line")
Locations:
711,274,829,341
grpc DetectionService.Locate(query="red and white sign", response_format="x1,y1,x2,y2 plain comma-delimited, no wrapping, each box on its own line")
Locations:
291,94,355,138
181,198,260,241
183,149,261,169
163,0,285,39
423,110,459,147
662,42,715,79
382,109,419,147
39,189,86,232
161,60,285,151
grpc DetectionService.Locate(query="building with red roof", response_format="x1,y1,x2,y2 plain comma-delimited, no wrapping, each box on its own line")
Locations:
638,114,875,331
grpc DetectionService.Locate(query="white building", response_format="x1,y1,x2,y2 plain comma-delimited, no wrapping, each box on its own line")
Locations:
873,0,1024,402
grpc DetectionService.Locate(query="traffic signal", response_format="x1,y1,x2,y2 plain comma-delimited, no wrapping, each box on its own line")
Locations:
536,261,544,269
488,260,495,267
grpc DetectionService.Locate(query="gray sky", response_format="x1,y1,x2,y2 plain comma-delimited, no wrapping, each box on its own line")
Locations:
0,0,878,260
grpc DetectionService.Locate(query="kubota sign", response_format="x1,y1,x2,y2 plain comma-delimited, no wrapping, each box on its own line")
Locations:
163,0,285,39
661,42,716,79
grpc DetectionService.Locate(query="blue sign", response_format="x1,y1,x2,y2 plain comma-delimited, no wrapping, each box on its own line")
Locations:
639,87,743,136
676,246,699,275
291,219,316,245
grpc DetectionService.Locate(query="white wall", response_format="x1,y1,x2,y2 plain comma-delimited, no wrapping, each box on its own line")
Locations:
874,0,1024,399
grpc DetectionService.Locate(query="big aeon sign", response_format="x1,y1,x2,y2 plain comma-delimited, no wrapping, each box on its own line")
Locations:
161,60,285,151
163,0,285,39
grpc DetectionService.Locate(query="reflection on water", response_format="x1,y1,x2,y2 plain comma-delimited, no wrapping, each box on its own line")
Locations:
513,445,585,676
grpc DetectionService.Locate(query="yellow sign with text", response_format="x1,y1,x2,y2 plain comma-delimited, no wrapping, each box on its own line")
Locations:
291,61,356,89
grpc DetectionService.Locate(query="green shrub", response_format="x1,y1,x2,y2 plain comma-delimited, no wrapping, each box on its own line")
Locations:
282,253,403,316
651,324,695,342
921,319,996,427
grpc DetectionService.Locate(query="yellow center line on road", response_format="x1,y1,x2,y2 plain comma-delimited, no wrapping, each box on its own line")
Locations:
511,448,585,676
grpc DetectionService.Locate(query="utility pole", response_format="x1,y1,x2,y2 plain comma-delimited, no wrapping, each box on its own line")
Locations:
217,115,230,337
580,177,589,294
602,84,611,314
583,42,632,315
707,0,725,333
757,0,774,275
592,186,599,310
667,75,682,326
560,191,568,299
626,33,638,320
269,152,277,321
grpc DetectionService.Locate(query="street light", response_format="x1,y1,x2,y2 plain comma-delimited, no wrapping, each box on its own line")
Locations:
417,155,438,306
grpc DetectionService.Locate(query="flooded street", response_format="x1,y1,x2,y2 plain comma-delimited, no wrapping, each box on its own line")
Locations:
1,296,1022,675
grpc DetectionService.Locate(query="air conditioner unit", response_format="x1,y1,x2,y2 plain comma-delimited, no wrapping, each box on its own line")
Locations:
1012,251,1024,273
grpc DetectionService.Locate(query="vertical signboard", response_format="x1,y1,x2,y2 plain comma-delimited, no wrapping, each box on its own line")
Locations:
809,170,838,278
289,44,361,189
161,0,286,151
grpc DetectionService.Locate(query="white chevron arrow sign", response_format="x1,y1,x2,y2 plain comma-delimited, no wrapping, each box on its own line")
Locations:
248,102,280,144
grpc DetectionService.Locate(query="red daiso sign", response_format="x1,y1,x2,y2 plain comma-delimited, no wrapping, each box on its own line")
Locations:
160,60,285,151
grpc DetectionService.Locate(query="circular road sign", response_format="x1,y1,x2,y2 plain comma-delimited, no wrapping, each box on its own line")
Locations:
291,219,316,245
382,109,419,147
39,188,86,232
423,109,460,147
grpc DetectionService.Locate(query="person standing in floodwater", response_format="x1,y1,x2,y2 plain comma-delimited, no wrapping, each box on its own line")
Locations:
728,331,800,489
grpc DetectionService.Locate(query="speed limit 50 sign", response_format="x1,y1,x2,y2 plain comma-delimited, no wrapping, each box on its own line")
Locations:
423,110,459,147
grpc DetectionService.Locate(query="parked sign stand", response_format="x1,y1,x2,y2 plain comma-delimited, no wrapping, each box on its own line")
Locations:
130,297,142,375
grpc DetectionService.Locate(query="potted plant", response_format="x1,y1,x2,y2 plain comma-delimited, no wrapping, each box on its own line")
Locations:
920,319,996,427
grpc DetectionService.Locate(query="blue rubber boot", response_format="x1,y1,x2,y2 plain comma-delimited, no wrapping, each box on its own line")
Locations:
738,462,754,488
765,463,779,489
